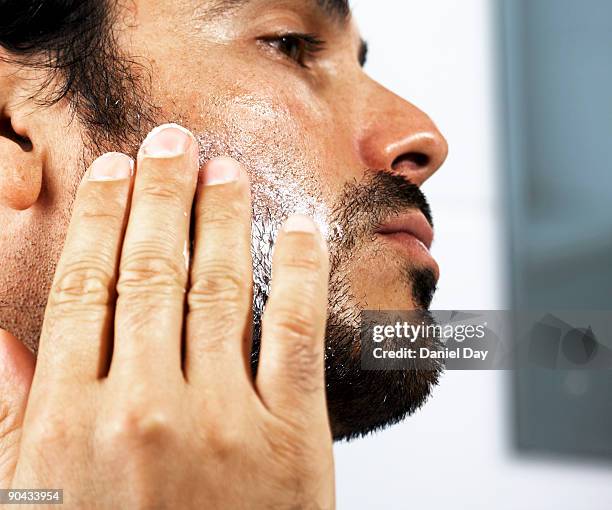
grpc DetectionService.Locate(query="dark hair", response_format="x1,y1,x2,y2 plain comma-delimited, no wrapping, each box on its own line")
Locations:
0,0,150,149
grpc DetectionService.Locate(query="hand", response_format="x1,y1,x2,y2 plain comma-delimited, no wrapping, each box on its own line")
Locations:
0,329,35,486
2,124,334,509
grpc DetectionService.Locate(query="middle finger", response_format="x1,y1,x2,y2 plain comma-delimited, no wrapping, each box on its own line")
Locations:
110,124,199,381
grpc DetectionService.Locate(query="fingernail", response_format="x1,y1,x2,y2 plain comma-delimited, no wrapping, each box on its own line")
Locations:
283,215,319,234
141,123,195,158
88,152,134,181
201,157,241,186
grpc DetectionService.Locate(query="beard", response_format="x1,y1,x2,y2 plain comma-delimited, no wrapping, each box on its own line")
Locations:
190,127,442,439
3,104,442,441
246,170,443,440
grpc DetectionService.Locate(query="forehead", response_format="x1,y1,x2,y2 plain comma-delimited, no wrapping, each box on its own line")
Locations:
139,0,360,37
140,1,359,35
132,0,365,64
144,0,364,54
201,0,351,23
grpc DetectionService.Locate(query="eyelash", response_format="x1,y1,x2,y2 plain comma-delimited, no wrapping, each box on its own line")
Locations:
259,33,326,68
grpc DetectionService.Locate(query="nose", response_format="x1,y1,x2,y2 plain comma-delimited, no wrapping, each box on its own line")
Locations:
358,82,448,186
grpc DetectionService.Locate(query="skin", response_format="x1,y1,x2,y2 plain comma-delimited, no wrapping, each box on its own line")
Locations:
0,0,447,349
0,0,448,503
2,131,334,507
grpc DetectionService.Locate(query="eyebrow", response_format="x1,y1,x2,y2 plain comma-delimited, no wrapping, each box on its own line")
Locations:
316,0,350,20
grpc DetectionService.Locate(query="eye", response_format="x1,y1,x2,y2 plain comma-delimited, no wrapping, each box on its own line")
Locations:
260,33,325,68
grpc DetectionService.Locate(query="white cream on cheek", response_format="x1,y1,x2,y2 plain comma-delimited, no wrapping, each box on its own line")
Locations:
193,93,335,241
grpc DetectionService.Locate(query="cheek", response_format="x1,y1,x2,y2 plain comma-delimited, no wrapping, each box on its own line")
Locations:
186,86,340,237
152,64,351,237
236,95,332,231
221,82,326,155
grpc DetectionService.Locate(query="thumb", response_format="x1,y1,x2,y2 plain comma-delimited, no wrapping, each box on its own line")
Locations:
0,328,35,488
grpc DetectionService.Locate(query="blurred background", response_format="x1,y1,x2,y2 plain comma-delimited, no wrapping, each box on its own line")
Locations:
335,1,612,508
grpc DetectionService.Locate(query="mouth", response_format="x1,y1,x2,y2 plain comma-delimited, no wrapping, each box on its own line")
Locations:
376,210,434,249
375,211,439,278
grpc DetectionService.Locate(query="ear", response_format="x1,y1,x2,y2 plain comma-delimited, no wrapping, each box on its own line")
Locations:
0,61,43,211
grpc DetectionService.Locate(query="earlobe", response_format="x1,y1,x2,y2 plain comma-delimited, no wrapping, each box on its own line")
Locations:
0,116,42,211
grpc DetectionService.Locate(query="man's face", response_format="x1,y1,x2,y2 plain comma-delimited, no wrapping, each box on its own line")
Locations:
0,0,447,439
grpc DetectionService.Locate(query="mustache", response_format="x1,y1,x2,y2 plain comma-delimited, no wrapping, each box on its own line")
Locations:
329,171,433,252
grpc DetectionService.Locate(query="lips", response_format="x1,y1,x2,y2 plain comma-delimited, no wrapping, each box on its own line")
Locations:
376,211,434,250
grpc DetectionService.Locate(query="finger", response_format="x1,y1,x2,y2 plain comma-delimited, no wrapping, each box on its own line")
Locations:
35,153,133,382
111,124,199,381
256,216,330,428
185,157,253,388
0,329,35,487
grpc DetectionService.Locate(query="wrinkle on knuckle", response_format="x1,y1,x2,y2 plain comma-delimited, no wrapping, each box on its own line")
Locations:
198,201,246,227
0,401,20,444
137,182,184,204
266,318,324,389
280,248,323,274
270,304,320,340
51,262,113,308
119,244,186,294
189,263,248,309
287,340,323,389
79,209,123,223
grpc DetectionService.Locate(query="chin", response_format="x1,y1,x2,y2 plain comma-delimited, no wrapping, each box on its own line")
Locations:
321,267,442,441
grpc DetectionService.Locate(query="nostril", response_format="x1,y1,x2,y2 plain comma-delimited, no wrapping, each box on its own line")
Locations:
391,152,430,172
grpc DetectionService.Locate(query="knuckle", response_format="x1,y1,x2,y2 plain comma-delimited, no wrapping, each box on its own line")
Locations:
0,401,20,444
95,405,176,510
79,208,124,223
189,262,248,309
200,426,243,460
288,341,323,387
28,413,69,451
199,199,246,227
118,242,186,295
50,261,112,308
281,246,323,274
102,405,174,448
270,303,321,341
266,313,323,385
138,182,184,204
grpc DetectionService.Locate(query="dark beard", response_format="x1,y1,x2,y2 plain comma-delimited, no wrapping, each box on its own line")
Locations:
250,172,443,441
